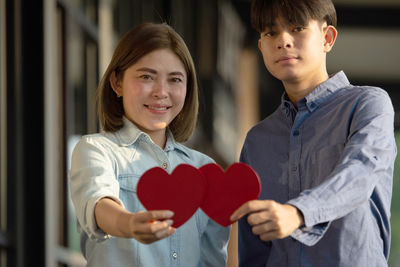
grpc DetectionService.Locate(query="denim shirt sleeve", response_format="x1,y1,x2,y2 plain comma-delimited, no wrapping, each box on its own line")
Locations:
288,89,397,246
69,136,122,241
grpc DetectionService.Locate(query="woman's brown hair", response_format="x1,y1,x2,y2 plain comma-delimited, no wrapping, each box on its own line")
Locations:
97,22,198,142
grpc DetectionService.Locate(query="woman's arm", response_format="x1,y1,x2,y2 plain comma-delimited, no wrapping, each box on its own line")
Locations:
95,197,176,244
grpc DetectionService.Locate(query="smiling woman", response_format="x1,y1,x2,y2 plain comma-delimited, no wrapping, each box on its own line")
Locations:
97,23,199,144
109,49,187,148
68,22,230,267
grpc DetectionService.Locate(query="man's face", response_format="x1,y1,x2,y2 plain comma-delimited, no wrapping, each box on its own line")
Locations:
258,17,333,87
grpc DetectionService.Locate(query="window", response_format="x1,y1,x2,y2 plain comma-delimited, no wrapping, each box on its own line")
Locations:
47,0,100,265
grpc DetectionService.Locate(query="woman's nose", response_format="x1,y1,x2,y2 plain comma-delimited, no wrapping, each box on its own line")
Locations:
152,79,168,98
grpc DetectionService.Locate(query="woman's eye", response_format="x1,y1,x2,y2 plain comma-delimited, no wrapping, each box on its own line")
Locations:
171,77,182,83
140,75,153,80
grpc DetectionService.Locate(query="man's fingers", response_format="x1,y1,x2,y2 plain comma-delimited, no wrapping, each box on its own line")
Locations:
259,231,279,242
251,220,276,235
230,200,258,221
247,210,272,226
230,200,273,222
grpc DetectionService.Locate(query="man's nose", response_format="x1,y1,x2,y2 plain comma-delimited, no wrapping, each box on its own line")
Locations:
277,32,293,49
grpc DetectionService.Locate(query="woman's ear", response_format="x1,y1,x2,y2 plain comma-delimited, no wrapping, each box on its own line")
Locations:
323,25,338,53
110,71,122,97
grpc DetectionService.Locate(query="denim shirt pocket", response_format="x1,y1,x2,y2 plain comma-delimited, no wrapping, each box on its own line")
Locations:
118,174,141,212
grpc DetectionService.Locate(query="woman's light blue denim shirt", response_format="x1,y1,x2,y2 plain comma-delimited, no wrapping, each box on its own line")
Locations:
69,118,230,267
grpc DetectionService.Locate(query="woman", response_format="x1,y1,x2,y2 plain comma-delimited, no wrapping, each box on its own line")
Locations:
69,22,230,267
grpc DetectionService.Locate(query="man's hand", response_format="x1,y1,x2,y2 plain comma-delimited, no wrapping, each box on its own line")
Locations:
230,200,304,241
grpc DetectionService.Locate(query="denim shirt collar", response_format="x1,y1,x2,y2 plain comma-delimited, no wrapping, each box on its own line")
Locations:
115,116,189,156
281,71,350,115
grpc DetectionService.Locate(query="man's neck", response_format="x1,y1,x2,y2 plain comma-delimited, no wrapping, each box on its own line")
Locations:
283,73,329,109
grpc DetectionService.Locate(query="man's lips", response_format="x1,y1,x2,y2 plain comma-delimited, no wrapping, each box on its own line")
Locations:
276,56,299,63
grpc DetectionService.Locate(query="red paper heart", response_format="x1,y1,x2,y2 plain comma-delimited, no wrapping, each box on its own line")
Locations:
137,164,207,228
200,163,261,227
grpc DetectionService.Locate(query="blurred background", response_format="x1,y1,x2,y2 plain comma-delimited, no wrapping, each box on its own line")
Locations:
0,0,399,266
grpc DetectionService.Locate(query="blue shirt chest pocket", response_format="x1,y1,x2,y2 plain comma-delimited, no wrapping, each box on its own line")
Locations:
118,174,143,213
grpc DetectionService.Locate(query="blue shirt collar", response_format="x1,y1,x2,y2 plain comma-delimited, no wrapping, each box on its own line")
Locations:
115,116,189,156
305,71,350,110
281,71,350,113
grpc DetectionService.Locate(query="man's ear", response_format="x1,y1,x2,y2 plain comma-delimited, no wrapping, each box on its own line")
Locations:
110,71,122,97
323,25,337,53
258,38,262,51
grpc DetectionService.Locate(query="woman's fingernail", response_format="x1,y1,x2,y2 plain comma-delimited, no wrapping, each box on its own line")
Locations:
165,219,173,226
155,229,168,238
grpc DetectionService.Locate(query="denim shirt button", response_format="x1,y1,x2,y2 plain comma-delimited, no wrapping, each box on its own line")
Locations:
172,252,178,259
162,162,168,169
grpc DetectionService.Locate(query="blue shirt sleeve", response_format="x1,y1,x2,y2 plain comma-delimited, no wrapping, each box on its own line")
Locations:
288,88,397,246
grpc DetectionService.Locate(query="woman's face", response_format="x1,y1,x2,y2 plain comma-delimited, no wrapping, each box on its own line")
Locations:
112,48,187,144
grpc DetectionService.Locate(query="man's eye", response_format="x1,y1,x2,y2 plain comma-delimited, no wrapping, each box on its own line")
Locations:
264,32,275,37
293,27,305,32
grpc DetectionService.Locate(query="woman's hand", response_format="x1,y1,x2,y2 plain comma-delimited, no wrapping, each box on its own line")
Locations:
95,197,176,244
125,210,176,244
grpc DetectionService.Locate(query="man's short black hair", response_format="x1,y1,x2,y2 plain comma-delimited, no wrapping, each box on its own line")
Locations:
251,0,337,32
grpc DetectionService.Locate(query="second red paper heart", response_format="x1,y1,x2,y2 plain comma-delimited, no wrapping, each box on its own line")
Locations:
200,163,261,227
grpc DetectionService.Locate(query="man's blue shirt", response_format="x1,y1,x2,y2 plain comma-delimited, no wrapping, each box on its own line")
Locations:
239,71,397,267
